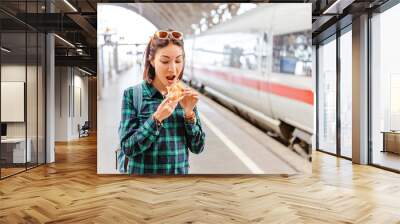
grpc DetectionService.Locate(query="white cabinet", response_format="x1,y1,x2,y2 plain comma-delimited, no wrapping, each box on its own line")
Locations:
1,138,32,163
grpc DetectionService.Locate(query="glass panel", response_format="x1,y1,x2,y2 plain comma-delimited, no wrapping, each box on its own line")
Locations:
340,29,352,158
27,31,38,169
318,37,337,154
38,32,45,165
371,4,400,171
1,30,27,177
0,1,46,178
26,0,39,169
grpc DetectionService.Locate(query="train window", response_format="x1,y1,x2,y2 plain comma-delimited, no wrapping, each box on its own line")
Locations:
221,34,259,71
221,45,258,71
272,31,312,76
241,53,258,70
190,33,259,71
223,45,242,68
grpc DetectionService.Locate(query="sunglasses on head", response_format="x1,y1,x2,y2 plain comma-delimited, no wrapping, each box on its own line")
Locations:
154,30,183,40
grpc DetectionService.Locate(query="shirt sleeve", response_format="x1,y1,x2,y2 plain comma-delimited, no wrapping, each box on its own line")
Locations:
118,88,160,158
184,106,206,154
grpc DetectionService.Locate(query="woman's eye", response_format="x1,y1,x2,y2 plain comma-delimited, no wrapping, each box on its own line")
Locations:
161,61,169,64
175,60,182,63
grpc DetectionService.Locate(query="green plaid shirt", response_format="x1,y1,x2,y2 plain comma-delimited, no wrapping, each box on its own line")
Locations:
119,81,205,174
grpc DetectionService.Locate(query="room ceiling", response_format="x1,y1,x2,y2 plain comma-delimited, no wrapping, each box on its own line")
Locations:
0,0,392,74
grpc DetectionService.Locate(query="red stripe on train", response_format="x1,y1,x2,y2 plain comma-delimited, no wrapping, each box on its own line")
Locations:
196,68,314,106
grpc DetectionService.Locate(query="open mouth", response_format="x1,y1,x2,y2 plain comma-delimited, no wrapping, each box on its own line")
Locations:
166,75,176,83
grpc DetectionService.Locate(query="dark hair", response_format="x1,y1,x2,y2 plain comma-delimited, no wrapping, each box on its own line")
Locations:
143,28,185,82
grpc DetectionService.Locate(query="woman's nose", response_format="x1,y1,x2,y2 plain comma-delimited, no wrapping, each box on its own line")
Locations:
168,61,176,73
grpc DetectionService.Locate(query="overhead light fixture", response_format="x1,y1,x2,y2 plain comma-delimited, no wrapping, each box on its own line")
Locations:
54,34,75,48
63,0,78,12
1,47,11,53
323,0,354,15
76,48,87,56
78,67,93,76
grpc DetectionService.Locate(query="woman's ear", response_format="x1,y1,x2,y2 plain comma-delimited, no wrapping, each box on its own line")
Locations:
150,59,155,67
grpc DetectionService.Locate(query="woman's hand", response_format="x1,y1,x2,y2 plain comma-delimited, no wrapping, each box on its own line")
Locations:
179,88,199,115
153,96,182,122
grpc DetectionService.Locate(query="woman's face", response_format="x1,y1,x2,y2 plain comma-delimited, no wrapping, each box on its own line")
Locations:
151,42,184,87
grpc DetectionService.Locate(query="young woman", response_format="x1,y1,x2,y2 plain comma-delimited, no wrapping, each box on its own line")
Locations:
118,29,205,175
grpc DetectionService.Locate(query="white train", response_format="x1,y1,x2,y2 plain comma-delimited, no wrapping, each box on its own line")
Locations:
183,4,313,158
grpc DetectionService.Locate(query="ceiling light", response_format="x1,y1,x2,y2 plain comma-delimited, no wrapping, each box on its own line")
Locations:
1,47,11,53
63,0,78,12
54,34,75,48
322,0,353,15
78,67,93,76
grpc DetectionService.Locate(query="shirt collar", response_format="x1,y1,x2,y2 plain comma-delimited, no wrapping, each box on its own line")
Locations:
143,81,164,99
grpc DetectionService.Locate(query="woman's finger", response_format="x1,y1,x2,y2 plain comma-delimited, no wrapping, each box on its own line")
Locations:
189,94,198,100
177,95,185,102
168,99,179,107
161,98,171,106
183,89,191,95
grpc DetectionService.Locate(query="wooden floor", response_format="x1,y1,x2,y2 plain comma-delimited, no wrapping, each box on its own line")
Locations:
1,163,45,178
373,151,400,171
1,134,400,223
1,167,26,178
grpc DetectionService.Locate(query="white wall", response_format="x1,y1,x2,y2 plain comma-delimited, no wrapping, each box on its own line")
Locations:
54,67,89,141
72,73,89,138
55,67,68,141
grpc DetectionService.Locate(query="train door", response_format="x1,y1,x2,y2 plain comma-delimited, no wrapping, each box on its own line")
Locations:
259,32,274,119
